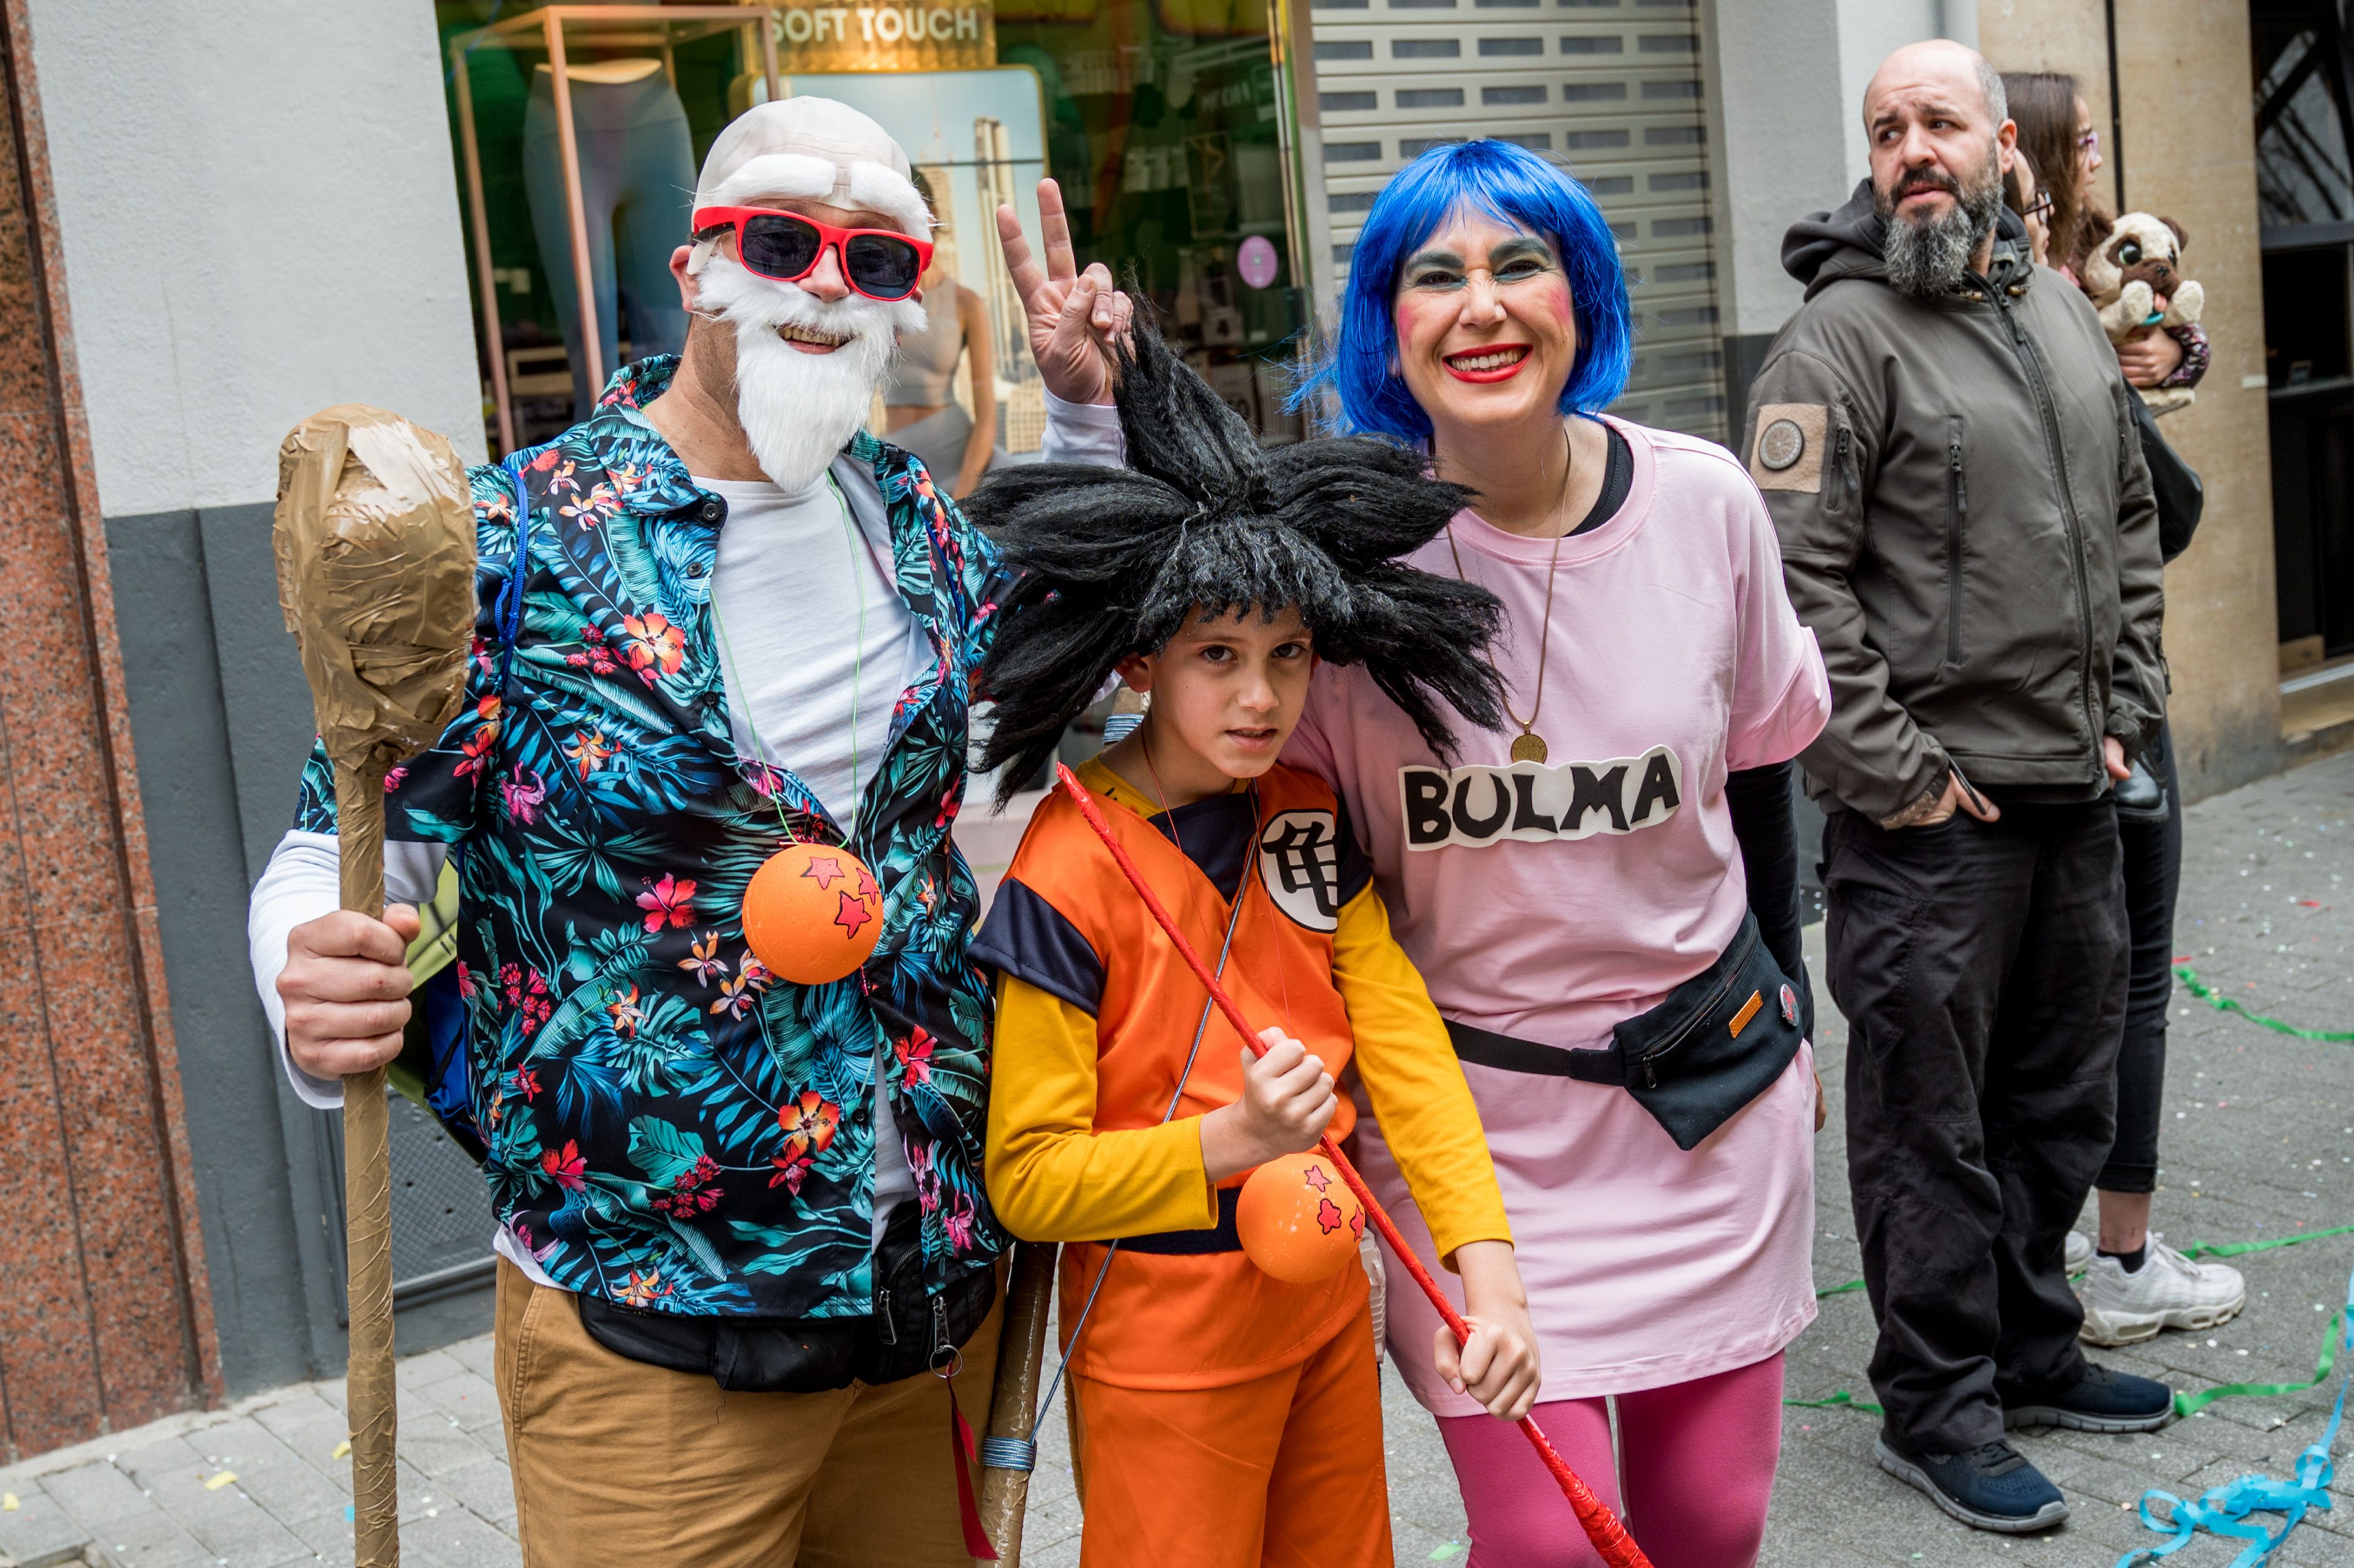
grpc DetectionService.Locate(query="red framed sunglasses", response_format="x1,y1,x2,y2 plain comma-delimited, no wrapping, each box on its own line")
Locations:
692,206,934,302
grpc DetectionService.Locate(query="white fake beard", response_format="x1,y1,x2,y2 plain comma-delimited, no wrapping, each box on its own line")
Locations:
694,255,924,492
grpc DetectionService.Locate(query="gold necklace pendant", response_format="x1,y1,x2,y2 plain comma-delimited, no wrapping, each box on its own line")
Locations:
1510,730,1549,763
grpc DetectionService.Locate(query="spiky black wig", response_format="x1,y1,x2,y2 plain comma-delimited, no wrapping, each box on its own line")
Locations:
967,309,1508,806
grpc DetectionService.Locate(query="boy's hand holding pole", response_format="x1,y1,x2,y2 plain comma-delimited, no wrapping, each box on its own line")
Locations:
1199,1033,1541,1419
1199,1029,1337,1180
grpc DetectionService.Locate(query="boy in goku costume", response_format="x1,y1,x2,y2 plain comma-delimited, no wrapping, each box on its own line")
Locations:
967,321,1541,1567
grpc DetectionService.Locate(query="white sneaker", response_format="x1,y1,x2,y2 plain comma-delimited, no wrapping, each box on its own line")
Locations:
2065,1231,2093,1274
2078,1236,2247,1346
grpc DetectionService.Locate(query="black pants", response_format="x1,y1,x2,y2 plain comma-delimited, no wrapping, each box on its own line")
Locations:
2100,721,2181,1194
1823,800,2128,1453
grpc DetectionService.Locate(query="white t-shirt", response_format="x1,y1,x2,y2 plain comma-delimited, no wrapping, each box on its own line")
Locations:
700,471,926,828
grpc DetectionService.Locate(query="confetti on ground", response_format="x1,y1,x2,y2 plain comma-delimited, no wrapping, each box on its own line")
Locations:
203,1471,236,1490
332,1438,351,1460
2,1491,16,1510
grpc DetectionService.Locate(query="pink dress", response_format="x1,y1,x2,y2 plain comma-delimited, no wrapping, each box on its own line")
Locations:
1285,418,1833,1412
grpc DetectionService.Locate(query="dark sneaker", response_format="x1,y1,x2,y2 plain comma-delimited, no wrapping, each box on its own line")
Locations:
1873,1435,2069,1533
2003,1362,2175,1433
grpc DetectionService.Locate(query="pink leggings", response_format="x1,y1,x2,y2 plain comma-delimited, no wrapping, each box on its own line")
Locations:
1435,1352,1783,1568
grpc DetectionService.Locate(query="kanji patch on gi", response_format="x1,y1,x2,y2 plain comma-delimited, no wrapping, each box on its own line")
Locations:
1748,403,1827,493
1258,809,1345,930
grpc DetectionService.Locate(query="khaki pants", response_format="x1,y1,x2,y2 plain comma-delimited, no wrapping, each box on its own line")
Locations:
493,1258,1003,1566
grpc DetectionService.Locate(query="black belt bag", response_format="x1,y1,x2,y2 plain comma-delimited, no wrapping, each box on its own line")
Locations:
1445,910,1806,1151
575,1202,999,1392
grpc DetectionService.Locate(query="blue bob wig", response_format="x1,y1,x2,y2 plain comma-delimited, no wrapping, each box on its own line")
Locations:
1297,138,1632,443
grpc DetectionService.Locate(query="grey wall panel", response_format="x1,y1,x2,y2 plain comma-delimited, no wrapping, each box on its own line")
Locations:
193,501,320,886
103,506,319,1395
107,503,496,1395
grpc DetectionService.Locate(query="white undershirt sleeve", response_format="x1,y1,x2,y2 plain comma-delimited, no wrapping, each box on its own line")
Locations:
1040,389,1126,467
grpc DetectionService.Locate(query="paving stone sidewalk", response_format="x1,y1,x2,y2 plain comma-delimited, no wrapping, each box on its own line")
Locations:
8,756,2353,1567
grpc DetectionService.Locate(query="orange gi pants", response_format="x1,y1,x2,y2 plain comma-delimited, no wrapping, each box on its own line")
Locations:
1069,1300,1392,1568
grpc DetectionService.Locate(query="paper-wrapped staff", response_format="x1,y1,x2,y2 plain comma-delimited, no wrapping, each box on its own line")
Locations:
274,407,477,1567
976,1239,1063,1562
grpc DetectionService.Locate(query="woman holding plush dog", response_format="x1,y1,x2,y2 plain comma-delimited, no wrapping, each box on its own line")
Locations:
2003,71,2210,394
2001,73,2244,1349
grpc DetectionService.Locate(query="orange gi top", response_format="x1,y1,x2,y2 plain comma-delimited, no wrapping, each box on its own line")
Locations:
976,757,1509,1390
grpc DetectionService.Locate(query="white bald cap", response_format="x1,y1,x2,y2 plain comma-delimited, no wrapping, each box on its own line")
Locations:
689,97,930,274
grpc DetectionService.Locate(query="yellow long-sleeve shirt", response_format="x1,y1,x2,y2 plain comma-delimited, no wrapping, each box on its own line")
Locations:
984,761,1509,1269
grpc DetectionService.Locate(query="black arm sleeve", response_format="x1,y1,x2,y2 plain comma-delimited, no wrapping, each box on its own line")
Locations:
1725,760,1815,1040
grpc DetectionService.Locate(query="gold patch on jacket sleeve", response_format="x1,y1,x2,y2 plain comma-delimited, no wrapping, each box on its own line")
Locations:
1748,403,1828,493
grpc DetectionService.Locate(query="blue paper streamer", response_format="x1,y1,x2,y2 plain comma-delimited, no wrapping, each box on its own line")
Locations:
2116,1258,2352,1567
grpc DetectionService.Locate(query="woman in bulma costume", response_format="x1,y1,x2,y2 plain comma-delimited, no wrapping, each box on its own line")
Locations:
1282,139,1833,1567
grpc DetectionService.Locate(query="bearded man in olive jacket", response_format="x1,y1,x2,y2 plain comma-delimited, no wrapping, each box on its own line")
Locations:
1743,40,2171,1537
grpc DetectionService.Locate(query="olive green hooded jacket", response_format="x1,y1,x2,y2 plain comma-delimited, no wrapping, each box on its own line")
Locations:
1744,186,2165,825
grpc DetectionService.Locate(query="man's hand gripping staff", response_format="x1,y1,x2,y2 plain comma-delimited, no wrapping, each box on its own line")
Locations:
1053,764,1655,1568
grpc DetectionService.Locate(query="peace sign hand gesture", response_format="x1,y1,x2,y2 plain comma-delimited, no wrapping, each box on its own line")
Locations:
996,177,1134,407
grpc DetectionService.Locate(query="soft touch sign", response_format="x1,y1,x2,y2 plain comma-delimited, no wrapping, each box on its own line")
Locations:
773,0,996,70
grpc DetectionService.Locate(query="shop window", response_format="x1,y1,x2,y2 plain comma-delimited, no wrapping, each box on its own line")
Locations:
441,0,1313,456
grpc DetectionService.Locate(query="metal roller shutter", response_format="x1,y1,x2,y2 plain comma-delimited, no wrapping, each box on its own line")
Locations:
1309,0,1723,442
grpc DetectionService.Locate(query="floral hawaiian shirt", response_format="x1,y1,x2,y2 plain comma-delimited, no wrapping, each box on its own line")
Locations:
292,356,1011,1318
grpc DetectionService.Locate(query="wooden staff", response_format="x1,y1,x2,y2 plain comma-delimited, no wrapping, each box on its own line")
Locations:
275,407,478,1567
976,1240,1062,1563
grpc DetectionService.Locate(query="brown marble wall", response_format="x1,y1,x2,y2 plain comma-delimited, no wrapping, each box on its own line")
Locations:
0,2,222,1460
1977,0,2285,801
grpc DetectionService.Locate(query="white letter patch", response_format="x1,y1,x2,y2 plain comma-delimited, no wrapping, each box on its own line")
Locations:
1398,748,1684,851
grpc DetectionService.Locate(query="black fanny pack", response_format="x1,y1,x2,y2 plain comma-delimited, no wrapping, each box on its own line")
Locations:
1445,910,1806,1150
575,1202,999,1392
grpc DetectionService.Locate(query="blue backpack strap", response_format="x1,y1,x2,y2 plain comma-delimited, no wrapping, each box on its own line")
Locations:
494,456,532,692
411,456,531,1167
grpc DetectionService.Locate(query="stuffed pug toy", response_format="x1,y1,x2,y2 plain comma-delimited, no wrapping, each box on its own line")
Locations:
2079,211,2205,413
